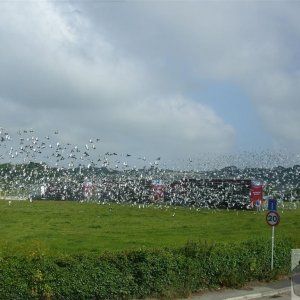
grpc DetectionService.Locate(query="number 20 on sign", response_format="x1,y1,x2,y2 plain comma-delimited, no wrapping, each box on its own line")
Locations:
266,211,280,226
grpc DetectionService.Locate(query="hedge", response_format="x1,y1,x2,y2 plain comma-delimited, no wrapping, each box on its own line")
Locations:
0,237,293,299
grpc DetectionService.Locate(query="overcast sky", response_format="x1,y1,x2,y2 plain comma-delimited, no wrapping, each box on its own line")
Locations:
1,0,300,168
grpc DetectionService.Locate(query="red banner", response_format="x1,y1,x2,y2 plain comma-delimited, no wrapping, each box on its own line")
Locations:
251,184,263,207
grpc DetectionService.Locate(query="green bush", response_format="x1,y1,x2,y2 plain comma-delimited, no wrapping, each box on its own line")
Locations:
0,237,293,299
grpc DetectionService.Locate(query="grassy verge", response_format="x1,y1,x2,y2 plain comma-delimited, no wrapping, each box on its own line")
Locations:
0,199,299,255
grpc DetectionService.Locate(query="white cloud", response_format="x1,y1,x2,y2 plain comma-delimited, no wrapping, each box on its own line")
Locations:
137,1,300,150
0,0,236,160
2,0,300,165
110,95,234,155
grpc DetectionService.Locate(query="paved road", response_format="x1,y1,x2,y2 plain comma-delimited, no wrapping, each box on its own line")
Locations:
258,290,290,299
178,278,291,300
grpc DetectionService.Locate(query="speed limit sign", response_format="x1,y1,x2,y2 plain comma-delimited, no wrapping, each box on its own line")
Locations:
266,211,280,271
266,211,280,226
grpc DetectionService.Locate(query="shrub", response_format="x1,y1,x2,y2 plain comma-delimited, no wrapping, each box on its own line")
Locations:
0,237,294,299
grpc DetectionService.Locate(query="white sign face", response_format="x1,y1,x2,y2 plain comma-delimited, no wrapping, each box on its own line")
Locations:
266,211,280,226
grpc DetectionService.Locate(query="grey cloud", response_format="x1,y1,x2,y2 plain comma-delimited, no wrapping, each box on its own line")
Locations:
0,0,235,160
3,0,300,161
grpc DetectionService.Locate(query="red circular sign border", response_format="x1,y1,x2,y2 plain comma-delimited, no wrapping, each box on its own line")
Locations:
266,211,280,226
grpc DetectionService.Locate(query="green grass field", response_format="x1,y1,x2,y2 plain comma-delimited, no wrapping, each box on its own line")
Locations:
0,199,299,256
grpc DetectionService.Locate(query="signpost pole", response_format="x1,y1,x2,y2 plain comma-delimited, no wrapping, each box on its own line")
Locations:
271,225,275,270
266,198,279,272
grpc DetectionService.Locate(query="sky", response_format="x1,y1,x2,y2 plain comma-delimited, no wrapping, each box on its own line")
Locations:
1,0,300,169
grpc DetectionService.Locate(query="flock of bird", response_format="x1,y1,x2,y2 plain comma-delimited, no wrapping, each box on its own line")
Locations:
0,127,299,210
0,127,148,170
0,127,166,199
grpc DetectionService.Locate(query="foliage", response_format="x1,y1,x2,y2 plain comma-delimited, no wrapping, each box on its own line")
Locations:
0,237,293,299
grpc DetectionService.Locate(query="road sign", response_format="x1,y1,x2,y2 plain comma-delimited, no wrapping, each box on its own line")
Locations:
266,211,280,226
268,198,277,211
266,211,280,271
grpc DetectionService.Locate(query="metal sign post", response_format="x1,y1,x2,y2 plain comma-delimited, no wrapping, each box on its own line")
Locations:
266,209,280,271
271,225,275,270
